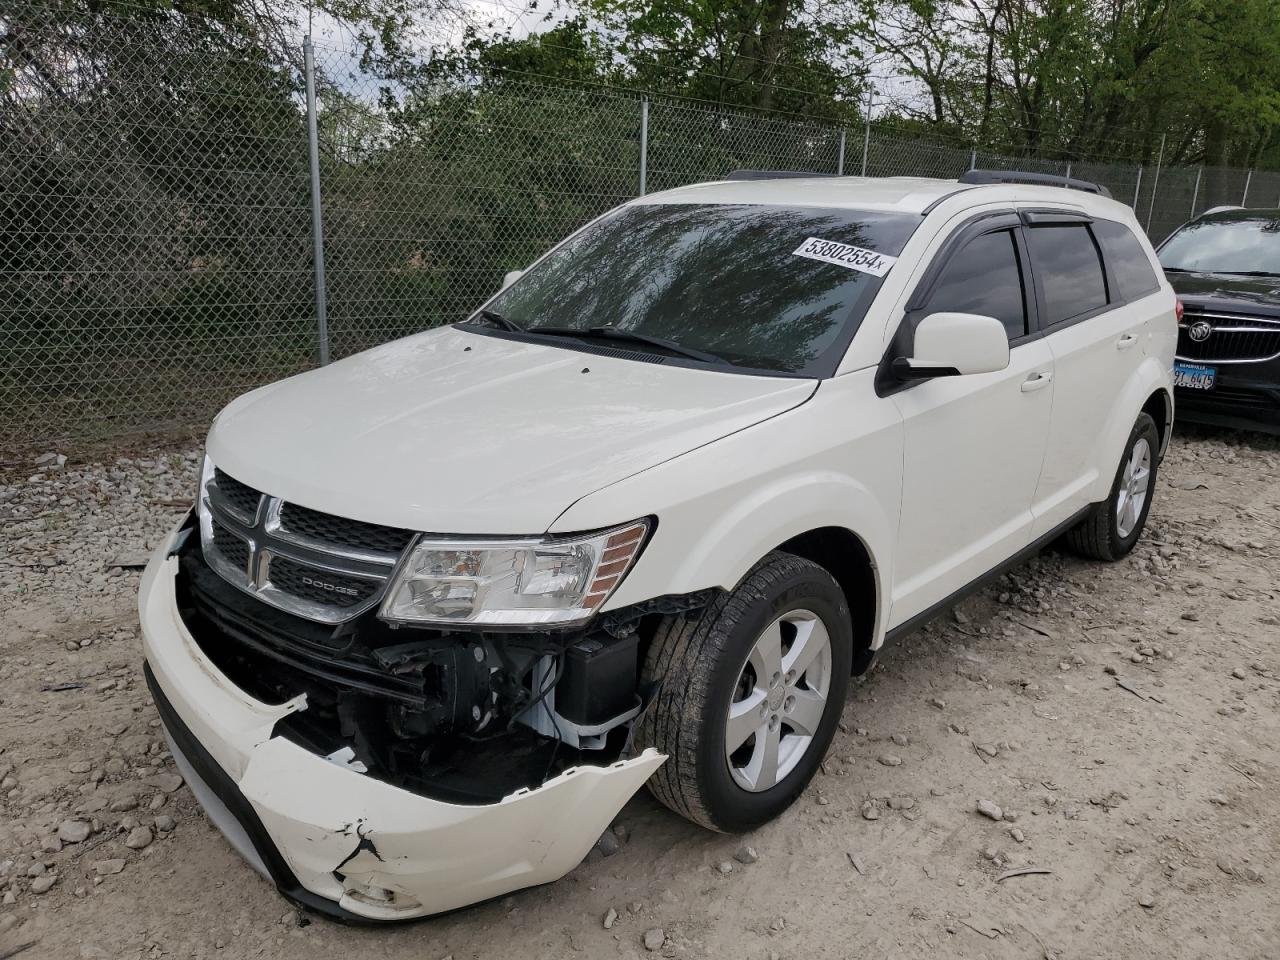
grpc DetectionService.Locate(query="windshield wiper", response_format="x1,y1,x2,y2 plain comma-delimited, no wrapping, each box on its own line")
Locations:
528,325,727,364
467,309,524,333
1163,267,1280,278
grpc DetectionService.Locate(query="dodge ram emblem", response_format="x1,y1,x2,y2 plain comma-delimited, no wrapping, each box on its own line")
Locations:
1189,320,1212,342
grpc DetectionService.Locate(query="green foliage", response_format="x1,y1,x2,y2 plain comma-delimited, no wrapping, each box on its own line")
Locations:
443,0,1280,166
858,0,1280,164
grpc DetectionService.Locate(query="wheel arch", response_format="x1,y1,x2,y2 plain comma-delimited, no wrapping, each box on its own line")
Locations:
1142,386,1173,459
775,527,879,675
1090,359,1174,503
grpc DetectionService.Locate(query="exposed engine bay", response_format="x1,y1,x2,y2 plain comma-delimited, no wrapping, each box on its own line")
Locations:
172,523,709,803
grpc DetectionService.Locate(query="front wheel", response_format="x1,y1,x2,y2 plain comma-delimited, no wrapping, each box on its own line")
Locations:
633,552,852,832
1065,411,1160,561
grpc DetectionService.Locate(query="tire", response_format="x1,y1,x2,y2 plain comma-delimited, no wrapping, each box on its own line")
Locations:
1065,412,1160,561
633,551,853,832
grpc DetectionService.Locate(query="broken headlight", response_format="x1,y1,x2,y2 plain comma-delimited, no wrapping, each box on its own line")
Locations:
379,519,650,628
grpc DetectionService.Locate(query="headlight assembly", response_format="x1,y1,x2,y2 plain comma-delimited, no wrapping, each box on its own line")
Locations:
379,519,650,628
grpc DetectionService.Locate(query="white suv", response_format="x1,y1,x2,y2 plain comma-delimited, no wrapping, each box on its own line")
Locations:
139,172,1176,921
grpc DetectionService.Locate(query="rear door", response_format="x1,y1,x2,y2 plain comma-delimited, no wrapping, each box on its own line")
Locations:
1024,213,1162,535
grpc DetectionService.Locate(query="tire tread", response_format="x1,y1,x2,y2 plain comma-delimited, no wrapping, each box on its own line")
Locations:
634,552,831,831
1065,412,1158,562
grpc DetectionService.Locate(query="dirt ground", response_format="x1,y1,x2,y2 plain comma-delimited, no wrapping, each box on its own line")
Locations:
1,425,1278,960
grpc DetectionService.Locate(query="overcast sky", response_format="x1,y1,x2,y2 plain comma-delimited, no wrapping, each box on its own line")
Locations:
299,0,908,117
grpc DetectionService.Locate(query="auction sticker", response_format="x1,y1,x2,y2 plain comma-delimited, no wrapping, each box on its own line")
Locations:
792,237,897,277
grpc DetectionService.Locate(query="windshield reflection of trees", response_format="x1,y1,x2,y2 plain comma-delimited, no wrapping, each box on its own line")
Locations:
492,204,908,373
1162,217,1280,273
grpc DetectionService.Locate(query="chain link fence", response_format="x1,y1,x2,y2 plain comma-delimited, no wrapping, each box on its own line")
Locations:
4,5,1279,447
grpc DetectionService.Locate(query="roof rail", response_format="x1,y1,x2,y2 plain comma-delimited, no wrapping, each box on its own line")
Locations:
958,169,1112,199
724,169,837,181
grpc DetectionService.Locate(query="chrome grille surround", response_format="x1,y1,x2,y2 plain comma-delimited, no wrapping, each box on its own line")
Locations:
198,465,415,625
1176,311,1280,364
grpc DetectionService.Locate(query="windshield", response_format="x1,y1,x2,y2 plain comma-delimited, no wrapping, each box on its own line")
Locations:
1159,215,1280,275
471,203,920,376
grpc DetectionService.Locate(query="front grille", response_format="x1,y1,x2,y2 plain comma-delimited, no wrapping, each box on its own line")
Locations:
1177,311,1280,363
278,501,414,555
200,466,414,624
213,468,262,520
211,520,250,574
266,555,381,609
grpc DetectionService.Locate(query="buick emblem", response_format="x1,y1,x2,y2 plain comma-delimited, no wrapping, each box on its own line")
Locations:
1188,320,1212,342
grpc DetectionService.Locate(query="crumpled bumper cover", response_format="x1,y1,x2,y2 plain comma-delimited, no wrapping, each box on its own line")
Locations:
138,529,665,922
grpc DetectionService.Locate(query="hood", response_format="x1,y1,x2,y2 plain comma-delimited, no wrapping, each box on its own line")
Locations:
1168,271,1280,317
207,326,816,534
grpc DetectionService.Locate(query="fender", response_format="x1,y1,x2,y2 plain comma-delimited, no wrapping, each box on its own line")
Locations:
551,369,904,649
1089,356,1173,504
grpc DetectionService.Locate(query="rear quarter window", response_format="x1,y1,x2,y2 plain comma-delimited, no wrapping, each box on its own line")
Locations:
1093,219,1161,301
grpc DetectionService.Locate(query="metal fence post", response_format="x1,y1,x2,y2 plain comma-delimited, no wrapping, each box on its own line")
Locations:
860,88,873,177
1190,166,1202,217
1241,169,1253,206
1064,162,1072,180
638,98,649,197
837,130,846,175
1132,165,1143,208
1145,133,1165,232
303,36,330,366
969,148,976,171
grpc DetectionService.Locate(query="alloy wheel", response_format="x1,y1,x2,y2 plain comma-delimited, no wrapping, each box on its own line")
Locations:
725,609,832,792
1116,436,1152,539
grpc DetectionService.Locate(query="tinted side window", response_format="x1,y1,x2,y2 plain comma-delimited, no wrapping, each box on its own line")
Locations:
1025,224,1107,324
926,229,1028,339
1093,219,1160,301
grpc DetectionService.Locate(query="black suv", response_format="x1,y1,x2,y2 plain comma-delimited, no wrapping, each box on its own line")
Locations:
1159,208,1280,434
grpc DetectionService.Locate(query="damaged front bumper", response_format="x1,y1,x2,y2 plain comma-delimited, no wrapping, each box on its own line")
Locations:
138,528,665,922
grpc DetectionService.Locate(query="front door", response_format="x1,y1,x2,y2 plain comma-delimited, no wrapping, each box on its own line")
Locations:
888,219,1054,625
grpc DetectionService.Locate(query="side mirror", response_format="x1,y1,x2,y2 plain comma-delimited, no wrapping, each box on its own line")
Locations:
501,269,525,289
893,312,1010,380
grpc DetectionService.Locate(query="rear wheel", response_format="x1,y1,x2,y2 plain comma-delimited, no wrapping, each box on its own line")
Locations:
633,552,852,832
1065,412,1159,561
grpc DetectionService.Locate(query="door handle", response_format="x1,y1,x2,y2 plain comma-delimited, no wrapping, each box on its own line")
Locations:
1116,333,1139,350
1021,371,1053,393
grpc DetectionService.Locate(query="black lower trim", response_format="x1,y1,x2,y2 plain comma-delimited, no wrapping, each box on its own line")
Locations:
883,504,1093,644
144,662,372,924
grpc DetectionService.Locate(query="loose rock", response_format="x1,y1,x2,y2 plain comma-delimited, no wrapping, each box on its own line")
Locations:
124,825,154,850
31,873,57,894
594,830,622,858
976,799,1003,821
58,819,91,844
733,844,758,865
144,773,184,793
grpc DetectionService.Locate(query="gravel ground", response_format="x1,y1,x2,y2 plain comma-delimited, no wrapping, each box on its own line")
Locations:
1,428,1278,960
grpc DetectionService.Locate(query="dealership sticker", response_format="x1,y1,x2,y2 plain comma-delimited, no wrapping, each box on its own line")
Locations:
792,237,897,277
